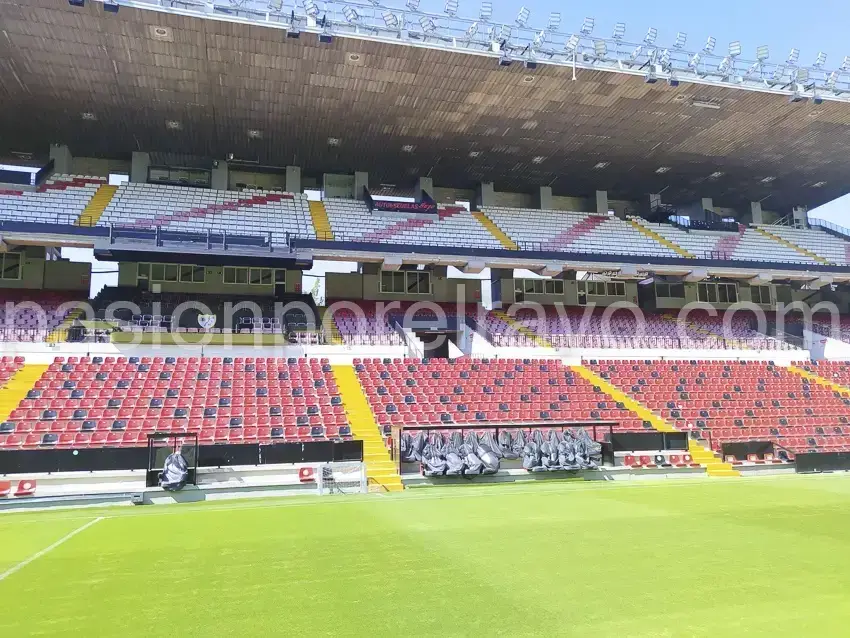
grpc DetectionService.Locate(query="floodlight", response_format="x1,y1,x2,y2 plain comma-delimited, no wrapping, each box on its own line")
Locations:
594,40,607,58
771,66,786,83
659,48,671,69
703,36,716,53
814,52,827,68
269,0,284,10
548,12,561,31
746,61,761,77
756,45,769,61
465,21,478,38
674,32,687,48
343,6,358,23
479,1,492,21
444,0,458,16
688,52,702,69
532,30,546,48
499,24,512,41
612,22,625,40
729,41,742,57
787,48,800,65
516,6,530,27
406,0,420,11
629,45,643,62
382,10,398,29
644,27,657,45
842,56,850,71
580,17,595,35
420,16,437,33
826,71,839,90
717,57,732,76
793,67,809,84
303,0,319,18
564,34,580,54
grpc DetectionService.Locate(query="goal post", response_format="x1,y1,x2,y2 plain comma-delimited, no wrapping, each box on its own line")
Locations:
316,461,368,495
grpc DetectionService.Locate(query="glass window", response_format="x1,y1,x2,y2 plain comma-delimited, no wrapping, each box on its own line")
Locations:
164,264,178,282
193,266,205,283
261,269,273,285
1,253,21,280
578,281,586,294
544,280,555,294
393,272,405,293
616,282,625,296
180,265,193,282
275,269,286,284
670,283,685,298
718,285,729,303
235,268,248,285
728,285,738,303
515,280,524,294
524,280,535,294
137,263,150,279
380,271,391,293
151,264,165,281
656,283,669,298
250,268,262,285
698,283,708,303
224,267,236,284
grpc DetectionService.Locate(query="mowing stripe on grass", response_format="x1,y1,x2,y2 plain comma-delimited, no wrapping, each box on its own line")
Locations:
0,516,105,582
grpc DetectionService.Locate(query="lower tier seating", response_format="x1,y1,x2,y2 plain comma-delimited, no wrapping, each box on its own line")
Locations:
0,291,82,341
355,358,646,440
0,357,350,449
588,360,850,454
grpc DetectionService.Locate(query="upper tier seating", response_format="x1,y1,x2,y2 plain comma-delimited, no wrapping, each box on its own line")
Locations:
630,218,822,264
589,360,850,454
97,184,314,243
756,225,850,265
323,200,503,249
0,357,350,449
355,358,646,440
482,208,679,258
480,307,790,350
0,291,82,342
0,174,104,225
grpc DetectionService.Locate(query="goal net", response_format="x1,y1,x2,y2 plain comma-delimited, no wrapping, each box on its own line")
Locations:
317,461,368,495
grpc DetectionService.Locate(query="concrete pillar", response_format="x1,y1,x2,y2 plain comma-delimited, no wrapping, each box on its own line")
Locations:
537,186,553,210
286,166,301,194
595,190,609,216
415,176,433,201
750,201,764,225
792,206,808,229
489,268,513,308
130,152,150,184
478,182,495,208
354,171,369,200
211,161,228,191
49,144,72,175
701,197,714,213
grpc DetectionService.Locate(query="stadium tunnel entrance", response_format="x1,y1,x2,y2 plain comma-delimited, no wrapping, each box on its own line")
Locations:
415,329,459,359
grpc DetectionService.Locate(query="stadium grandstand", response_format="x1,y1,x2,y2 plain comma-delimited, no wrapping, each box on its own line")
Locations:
3,0,850,634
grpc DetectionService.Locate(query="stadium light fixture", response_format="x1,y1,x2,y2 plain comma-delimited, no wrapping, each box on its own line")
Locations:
420,16,437,34
826,70,839,91
548,13,561,31
479,1,492,21
382,10,399,29
813,52,827,68
745,61,762,77
303,0,319,19
269,0,284,11
703,36,716,53
728,41,742,57
465,21,478,38
444,0,458,16
787,48,800,65
564,34,580,55
594,41,607,59
717,57,732,77
688,52,702,70
629,45,643,63
644,27,658,45
841,56,850,71
406,0,420,11
674,32,687,49
531,30,547,49
659,48,671,70
770,66,786,84
612,22,626,40
580,17,595,36
756,45,769,61
343,6,359,23
793,67,810,84
516,7,530,27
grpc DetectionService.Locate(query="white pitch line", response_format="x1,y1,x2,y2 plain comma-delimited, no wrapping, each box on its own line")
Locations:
0,516,105,582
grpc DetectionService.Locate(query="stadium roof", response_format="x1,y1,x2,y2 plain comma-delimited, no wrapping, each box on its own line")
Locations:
2,1,850,209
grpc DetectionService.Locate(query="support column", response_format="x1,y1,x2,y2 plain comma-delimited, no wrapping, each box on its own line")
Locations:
286,166,301,194
354,171,369,200
750,201,764,225
596,190,609,216
701,197,715,213
49,144,72,175
415,176,433,201
211,160,228,190
792,206,808,229
537,186,553,210
490,268,513,307
478,182,495,208
130,152,150,184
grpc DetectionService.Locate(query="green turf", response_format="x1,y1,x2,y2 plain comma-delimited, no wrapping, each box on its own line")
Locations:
3,475,850,636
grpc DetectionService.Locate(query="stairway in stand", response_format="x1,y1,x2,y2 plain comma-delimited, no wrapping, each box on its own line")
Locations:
0,364,49,423
332,365,403,492
75,184,118,227
309,200,334,240
573,365,740,477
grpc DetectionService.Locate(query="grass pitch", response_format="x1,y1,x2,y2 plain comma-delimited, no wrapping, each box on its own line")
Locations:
2,475,850,636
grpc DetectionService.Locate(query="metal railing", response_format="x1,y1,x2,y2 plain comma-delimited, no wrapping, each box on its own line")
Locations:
809,217,850,241
486,333,797,351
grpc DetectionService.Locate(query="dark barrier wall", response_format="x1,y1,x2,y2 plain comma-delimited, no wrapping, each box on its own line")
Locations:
0,440,363,474
795,452,850,473
610,432,688,452
722,441,775,460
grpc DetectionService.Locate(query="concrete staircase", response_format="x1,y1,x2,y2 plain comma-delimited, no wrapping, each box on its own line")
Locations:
46,306,85,344
628,219,695,258
75,184,117,227
572,365,740,477
309,200,334,240
491,310,553,348
332,365,403,492
0,364,49,423
320,307,343,345
472,212,518,249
